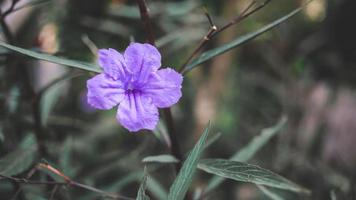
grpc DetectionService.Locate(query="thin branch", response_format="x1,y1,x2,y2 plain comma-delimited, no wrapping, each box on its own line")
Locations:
10,166,39,200
0,0,20,43
2,0,20,18
178,0,272,74
31,72,83,156
135,0,184,174
135,0,155,45
178,9,217,73
0,16,14,43
81,34,98,55
38,163,134,200
0,174,67,185
36,72,83,98
0,163,135,200
71,181,134,200
11,0,49,14
211,0,271,37
37,163,72,182
203,7,215,27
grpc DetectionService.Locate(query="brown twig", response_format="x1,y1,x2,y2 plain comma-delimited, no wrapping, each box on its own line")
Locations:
135,0,184,174
0,0,48,161
211,0,271,36
32,72,83,157
0,174,67,185
1,175,133,199
10,166,39,200
36,72,83,98
11,0,49,14
37,163,72,182
2,0,20,18
0,0,20,43
135,0,155,45
178,10,217,73
178,0,272,74
0,163,135,200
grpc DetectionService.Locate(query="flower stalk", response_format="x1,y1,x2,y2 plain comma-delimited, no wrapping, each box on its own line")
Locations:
135,0,184,174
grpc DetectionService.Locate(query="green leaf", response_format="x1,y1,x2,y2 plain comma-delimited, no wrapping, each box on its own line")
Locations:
8,86,20,114
183,7,302,74
330,190,337,200
198,159,310,194
39,73,82,126
106,172,142,193
0,41,101,73
168,122,211,200
60,137,77,177
0,149,35,176
20,134,36,149
257,185,284,200
143,154,179,164
103,170,167,200
40,80,64,126
205,132,222,149
146,176,168,200
137,168,150,200
205,117,287,192
0,126,4,143
0,135,37,176
24,193,47,200
231,117,287,162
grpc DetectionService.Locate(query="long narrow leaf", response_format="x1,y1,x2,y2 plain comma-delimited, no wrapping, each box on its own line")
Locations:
198,159,310,194
0,41,101,73
147,176,168,200
168,122,211,200
137,168,150,200
0,148,36,176
205,117,287,192
257,185,284,200
142,154,179,164
0,135,37,176
183,8,302,74
231,117,287,162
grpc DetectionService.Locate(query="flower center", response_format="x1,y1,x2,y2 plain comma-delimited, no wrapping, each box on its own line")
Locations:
127,82,134,91
126,81,140,94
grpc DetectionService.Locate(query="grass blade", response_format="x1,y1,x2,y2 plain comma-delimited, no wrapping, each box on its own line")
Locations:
142,154,179,164
198,159,310,194
0,41,101,73
257,185,285,200
137,168,150,200
168,122,211,200
205,117,287,192
0,135,36,176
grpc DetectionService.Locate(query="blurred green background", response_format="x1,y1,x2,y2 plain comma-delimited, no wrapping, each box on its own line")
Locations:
1,0,356,199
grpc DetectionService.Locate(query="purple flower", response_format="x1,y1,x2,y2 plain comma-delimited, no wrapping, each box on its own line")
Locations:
87,43,183,132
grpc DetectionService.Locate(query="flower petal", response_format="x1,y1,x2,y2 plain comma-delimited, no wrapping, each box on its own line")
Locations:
142,68,183,108
98,48,126,80
87,74,125,110
124,43,161,83
117,92,159,132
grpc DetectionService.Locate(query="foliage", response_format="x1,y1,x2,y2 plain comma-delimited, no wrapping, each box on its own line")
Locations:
1,0,351,199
